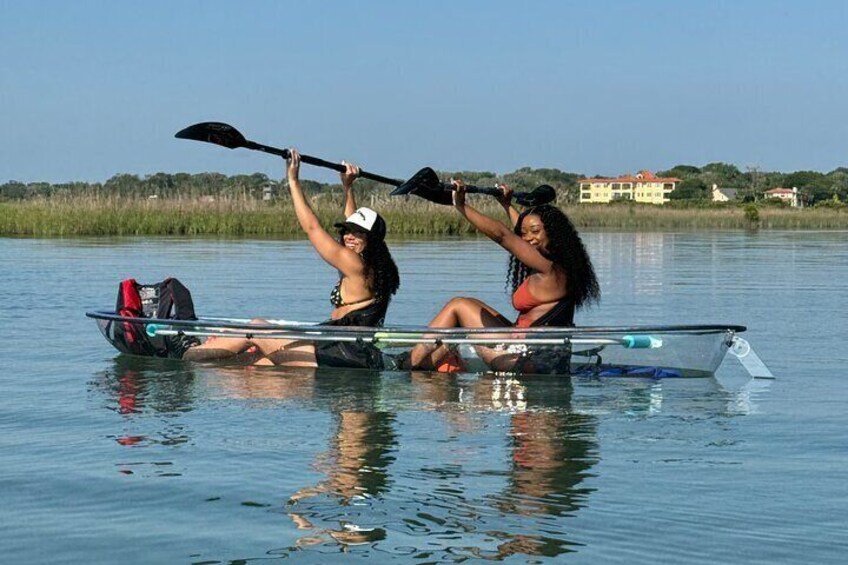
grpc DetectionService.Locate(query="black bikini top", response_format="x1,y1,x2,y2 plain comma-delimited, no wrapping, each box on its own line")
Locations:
330,279,374,308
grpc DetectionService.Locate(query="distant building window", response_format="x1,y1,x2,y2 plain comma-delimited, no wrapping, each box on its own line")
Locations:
612,183,621,190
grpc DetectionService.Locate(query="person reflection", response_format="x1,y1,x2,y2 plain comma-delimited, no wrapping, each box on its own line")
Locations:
286,369,397,550
477,375,598,559
403,371,598,559
408,370,482,434
205,365,316,402
503,409,597,516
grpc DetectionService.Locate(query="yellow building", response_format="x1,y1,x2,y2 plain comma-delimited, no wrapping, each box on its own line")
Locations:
579,170,680,204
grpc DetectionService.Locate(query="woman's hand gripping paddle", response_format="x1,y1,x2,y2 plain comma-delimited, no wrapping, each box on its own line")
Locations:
390,167,556,207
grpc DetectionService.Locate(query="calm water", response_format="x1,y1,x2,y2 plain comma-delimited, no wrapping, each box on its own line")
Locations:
1,231,846,564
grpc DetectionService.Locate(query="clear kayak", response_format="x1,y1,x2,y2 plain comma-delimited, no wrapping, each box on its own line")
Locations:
85,310,772,378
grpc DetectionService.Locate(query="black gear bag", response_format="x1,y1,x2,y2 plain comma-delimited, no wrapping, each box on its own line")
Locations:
110,277,199,358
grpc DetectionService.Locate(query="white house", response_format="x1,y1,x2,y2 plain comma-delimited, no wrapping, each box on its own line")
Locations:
711,184,739,202
764,187,802,208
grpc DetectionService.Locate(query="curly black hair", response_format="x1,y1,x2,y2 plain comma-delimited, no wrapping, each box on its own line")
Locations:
507,204,600,309
361,237,400,301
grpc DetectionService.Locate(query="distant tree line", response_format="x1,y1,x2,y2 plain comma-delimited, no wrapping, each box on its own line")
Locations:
2,162,846,206
0,172,320,201
0,168,584,203
658,162,848,206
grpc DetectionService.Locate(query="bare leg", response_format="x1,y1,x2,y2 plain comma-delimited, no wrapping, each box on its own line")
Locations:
183,335,253,361
182,318,279,363
251,337,318,368
475,346,522,372
408,297,511,369
243,318,316,366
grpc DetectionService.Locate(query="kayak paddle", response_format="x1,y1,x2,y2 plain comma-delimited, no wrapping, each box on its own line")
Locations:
175,122,556,206
175,122,403,186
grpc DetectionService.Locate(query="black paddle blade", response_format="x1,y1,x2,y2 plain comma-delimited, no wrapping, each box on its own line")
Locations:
390,167,453,205
174,122,248,150
515,184,556,207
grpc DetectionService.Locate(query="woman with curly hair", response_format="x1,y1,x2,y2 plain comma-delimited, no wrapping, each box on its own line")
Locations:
184,149,400,368
406,180,599,374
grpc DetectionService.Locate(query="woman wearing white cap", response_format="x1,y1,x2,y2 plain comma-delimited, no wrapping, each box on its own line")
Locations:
184,149,400,368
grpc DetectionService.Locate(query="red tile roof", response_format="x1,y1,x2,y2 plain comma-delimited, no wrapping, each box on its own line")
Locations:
580,170,681,183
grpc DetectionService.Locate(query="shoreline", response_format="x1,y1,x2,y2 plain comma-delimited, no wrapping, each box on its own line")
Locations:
2,198,846,236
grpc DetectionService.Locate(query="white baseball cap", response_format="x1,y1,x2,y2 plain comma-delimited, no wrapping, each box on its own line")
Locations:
334,207,387,240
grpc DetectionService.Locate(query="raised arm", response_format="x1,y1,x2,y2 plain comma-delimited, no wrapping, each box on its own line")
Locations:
495,183,521,226
286,150,364,277
340,160,361,217
453,180,554,274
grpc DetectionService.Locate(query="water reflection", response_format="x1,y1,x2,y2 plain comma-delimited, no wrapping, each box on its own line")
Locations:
284,369,397,550
274,371,597,559
91,356,197,416
204,364,316,402
590,232,667,300
89,359,767,560
499,411,597,517
89,357,197,475
463,376,595,559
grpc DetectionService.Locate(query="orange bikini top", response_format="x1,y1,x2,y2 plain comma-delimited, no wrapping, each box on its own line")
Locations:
512,278,565,328
512,279,561,313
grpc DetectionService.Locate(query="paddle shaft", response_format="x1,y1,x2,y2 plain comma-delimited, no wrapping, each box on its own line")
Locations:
242,141,404,187
177,122,515,197
248,139,498,195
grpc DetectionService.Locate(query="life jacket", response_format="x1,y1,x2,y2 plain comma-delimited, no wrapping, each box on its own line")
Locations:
112,277,198,358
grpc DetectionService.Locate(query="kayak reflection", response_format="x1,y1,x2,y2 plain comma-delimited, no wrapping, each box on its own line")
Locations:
91,356,198,416
89,357,197,473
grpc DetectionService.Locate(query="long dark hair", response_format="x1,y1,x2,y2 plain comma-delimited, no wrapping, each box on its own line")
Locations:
507,205,600,309
361,237,400,301
336,228,400,302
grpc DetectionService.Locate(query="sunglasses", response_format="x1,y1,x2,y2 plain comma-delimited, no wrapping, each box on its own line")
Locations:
339,227,368,238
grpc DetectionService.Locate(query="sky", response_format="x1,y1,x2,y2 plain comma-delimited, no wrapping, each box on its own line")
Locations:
2,0,847,185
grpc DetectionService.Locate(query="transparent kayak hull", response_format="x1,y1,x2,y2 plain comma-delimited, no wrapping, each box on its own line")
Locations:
86,311,748,378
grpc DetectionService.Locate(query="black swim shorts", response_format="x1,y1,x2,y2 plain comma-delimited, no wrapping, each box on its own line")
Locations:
314,340,385,370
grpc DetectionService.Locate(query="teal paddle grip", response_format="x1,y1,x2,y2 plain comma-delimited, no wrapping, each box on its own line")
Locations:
622,335,661,349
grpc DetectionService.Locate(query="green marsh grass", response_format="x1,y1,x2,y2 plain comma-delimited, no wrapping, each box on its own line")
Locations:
2,195,846,237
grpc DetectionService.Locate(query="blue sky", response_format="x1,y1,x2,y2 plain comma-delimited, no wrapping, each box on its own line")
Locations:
2,0,846,184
